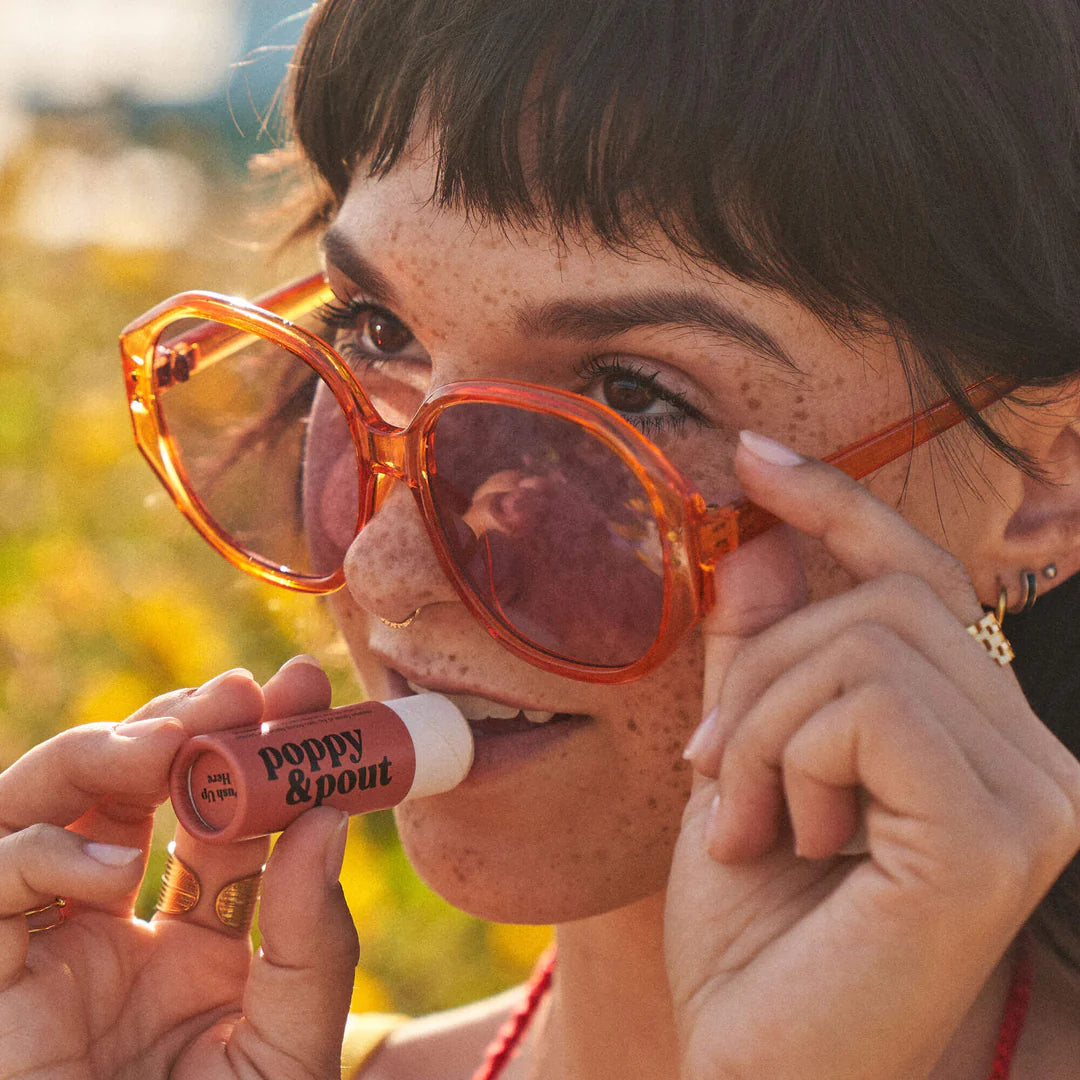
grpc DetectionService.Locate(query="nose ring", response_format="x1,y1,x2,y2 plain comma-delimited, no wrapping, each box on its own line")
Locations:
376,609,422,630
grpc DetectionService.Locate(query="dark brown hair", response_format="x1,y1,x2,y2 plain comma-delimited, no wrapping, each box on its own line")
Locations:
285,0,1080,964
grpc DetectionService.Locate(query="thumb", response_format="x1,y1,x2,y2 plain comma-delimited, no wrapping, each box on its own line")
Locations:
690,524,807,778
238,807,360,1077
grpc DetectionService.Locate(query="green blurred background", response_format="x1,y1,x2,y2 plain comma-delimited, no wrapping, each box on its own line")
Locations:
0,0,549,1018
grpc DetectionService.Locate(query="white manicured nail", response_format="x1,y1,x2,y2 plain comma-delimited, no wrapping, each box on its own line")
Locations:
84,842,142,867
739,430,805,466
684,706,719,764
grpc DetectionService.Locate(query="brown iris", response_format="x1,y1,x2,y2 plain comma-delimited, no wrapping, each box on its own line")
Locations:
367,309,413,353
602,372,655,414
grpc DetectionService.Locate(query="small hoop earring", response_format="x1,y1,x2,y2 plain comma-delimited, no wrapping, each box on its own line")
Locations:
1001,570,1038,615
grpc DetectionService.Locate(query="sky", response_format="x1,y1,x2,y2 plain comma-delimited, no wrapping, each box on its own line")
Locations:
0,0,306,110
0,0,311,248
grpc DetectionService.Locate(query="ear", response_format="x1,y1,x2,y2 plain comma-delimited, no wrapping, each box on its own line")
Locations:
985,380,1080,605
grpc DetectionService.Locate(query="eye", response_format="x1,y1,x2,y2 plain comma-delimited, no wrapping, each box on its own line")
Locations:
317,295,427,369
574,355,707,437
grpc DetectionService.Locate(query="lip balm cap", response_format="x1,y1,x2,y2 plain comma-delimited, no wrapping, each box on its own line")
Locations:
386,693,473,799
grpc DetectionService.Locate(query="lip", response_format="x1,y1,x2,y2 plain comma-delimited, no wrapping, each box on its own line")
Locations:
384,666,591,785
384,665,565,719
458,712,589,785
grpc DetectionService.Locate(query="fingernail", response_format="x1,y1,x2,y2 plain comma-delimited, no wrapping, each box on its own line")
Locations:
193,668,254,697
116,715,179,740
324,811,349,885
739,430,805,466
683,706,719,765
279,654,324,673
84,841,143,867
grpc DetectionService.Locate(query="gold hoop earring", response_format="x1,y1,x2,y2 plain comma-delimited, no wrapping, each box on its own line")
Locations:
998,570,1038,618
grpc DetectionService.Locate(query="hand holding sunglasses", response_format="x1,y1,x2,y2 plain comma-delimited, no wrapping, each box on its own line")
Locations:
666,429,1080,1080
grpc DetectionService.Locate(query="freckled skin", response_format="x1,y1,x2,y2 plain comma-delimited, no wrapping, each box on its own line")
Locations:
324,149,1025,926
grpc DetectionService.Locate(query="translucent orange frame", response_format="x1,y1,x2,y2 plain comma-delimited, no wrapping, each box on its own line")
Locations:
120,273,1012,683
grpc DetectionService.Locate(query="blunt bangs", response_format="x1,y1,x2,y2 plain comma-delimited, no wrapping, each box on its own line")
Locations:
289,0,1080,468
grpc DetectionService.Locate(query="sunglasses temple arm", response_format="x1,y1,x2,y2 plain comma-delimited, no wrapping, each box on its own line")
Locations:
697,375,1015,565
150,274,332,376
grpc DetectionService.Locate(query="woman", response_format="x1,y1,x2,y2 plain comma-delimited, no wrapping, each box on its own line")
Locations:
2,1,1080,1077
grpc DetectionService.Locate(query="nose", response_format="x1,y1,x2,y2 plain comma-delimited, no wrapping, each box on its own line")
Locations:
341,479,459,623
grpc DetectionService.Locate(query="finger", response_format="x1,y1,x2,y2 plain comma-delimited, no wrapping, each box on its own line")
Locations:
57,670,262,849
0,826,143,989
687,525,807,775
775,684,1080,903
119,668,264,737
716,575,1023,729
735,430,982,621
0,719,186,836
151,657,331,939
713,635,1072,870
228,808,358,1079
711,627,993,861
260,655,333,721
75,671,264,864
711,576,1074,797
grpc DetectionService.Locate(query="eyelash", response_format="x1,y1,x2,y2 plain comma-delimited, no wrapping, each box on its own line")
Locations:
316,295,402,367
317,294,371,330
318,296,708,437
573,355,709,437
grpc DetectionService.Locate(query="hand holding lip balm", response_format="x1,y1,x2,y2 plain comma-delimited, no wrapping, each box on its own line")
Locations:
169,695,474,843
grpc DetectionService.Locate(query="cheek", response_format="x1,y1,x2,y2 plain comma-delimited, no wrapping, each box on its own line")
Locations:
301,392,363,572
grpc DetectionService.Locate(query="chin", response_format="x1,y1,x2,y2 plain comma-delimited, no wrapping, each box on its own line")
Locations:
393,795,677,925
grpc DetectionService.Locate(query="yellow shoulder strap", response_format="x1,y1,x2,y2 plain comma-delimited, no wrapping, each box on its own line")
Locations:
341,1012,410,1078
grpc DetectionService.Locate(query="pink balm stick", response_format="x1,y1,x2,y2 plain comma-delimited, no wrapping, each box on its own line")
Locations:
169,694,473,843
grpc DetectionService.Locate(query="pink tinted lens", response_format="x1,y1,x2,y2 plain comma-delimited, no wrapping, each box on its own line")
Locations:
428,401,666,668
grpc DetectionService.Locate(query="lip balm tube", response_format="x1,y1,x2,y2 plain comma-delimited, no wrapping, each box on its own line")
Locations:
169,694,473,843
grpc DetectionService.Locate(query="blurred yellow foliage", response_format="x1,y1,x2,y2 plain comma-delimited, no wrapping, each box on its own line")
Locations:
350,967,396,1015
124,591,233,686
73,668,156,726
0,122,551,1020
486,922,554,970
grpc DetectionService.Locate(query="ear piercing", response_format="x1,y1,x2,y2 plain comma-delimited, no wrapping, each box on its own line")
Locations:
1016,570,1039,613
997,564,1059,617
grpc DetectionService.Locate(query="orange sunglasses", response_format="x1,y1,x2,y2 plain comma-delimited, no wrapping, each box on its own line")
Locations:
121,273,1010,683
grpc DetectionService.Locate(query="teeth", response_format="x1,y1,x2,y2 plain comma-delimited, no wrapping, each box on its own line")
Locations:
406,680,555,724
524,709,556,723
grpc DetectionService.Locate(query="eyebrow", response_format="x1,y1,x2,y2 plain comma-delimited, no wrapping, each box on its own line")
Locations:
517,292,799,370
320,228,399,305
321,228,798,371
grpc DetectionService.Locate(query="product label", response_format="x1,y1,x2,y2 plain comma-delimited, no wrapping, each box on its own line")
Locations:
257,727,395,806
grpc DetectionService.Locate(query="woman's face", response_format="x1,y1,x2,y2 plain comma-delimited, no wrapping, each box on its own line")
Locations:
316,148,1013,923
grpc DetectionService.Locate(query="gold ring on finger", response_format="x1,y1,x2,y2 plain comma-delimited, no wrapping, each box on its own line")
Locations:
155,843,263,933
25,896,68,934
